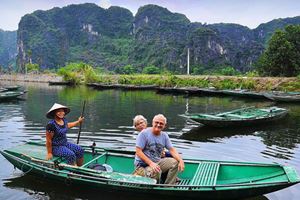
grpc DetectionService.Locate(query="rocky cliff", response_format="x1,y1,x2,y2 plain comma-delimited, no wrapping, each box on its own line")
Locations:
12,3,300,73
0,29,17,70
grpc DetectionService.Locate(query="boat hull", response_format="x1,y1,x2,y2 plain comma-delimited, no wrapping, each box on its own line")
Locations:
0,91,25,101
1,142,299,200
2,151,295,200
188,111,288,127
181,106,288,128
264,93,300,102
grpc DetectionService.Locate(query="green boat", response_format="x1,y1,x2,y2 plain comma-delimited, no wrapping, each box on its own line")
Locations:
0,87,8,92
5,85,21,91
0,91,26,101
264,92,300,102
221,89,266,99
1,141,299,199
180,106,288,127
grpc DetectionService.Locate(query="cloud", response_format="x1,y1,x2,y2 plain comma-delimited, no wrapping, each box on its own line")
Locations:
99,0,111,9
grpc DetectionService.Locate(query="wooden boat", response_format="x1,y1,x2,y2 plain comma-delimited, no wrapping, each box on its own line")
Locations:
264,92,300,102
49,81,73,86
180,106,288,127
0,87,8,93
88,83,157,91
0,91,26,101
5,85,21,91
221,89,266,99
156,87,186,94
198,87,224,95
156,87,201,95
1,141,299,200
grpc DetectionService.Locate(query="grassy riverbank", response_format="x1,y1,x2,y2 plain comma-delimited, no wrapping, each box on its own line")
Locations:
1,73,299,91
53,62,300,91
89,74,300,92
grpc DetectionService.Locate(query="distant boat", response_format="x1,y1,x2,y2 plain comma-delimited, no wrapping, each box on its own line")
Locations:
0,88,8,93
5,85,21,91
264,92,300,102
0,91,26,101
49,81,73,86
180,106,288,127
88,83,157,90
221,89,266,99
1,141,300,200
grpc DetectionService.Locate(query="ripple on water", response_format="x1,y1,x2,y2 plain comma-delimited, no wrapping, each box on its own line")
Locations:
1,85,300,200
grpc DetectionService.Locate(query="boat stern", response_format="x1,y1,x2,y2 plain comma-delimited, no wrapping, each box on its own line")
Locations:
283,166,300,183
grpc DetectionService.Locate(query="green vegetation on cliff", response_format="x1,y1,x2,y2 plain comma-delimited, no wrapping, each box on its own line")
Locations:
15,3,300,75
0,29,17,71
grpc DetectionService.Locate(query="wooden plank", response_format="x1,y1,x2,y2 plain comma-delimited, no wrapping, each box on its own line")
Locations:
81,152,107,168
216,106,255,116
190,162,220,186
225,114,255,119
196,114,224,119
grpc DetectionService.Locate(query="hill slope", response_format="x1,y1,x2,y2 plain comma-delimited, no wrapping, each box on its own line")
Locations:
11,4,300,73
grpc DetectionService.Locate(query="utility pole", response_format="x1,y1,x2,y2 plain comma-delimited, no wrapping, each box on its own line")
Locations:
187,48,190,75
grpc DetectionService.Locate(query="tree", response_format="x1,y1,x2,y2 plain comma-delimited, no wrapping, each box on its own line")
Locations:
25,63,40,73
257,25,300,77
142,65,160,74
122,65,136,74
217,66,240,76
115,65,136,74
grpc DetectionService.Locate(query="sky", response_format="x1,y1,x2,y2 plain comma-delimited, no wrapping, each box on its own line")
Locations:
0,0,299,31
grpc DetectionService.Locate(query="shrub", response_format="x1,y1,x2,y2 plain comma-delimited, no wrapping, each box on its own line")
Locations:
25,63,39,73
57,62,98,84
115,65,136,74
142,65,161,74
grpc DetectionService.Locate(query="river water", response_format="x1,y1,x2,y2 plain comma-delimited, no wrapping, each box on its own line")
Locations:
0,82,299,200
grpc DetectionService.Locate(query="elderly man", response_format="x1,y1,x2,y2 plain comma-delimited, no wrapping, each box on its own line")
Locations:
134,114,184,184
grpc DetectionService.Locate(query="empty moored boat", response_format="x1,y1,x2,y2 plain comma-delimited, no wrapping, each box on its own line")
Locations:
221,89,266,99
0,87,8,93
1,141,299,200
4,85,21,91
180,106,288,127
264,92,300,102
0,91,26,101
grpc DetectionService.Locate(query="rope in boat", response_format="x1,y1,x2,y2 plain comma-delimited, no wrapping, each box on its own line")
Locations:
20,162,33,175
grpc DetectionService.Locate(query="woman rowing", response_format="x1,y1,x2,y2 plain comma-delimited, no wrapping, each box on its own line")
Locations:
45,103,84,166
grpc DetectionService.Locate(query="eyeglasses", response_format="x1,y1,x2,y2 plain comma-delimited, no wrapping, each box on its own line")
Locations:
154,121,165,125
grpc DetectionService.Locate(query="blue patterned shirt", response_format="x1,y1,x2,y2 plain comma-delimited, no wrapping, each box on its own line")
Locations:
46,118,68,146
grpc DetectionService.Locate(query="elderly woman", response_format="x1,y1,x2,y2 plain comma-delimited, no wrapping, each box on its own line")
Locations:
45,103,84,166
133,115,147,132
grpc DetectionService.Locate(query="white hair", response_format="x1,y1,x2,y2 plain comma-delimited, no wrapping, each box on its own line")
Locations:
152,114,167,124
133,115,147,127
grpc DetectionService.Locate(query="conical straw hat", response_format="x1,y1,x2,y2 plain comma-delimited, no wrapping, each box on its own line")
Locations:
46,103,70,119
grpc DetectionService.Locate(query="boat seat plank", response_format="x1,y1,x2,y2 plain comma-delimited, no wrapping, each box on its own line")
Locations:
81,152,107,168
178,179,191,185
177,179,191,190
190,162,220,186
196,114,224,119
225,114,255,119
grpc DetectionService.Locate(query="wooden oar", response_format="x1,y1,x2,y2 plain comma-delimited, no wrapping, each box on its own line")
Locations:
77,100,86,144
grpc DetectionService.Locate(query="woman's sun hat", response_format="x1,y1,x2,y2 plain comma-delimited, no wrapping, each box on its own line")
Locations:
46,103,70,119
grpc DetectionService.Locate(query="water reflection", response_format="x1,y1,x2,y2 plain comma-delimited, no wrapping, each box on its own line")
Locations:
0,82,300,200
3,175,269,200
